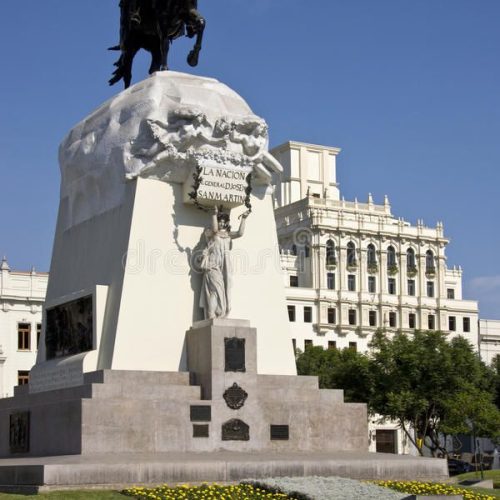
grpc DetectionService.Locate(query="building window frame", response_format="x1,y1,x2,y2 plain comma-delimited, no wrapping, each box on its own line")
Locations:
289,275,299,287
348,274,356,292
327,272,335,290
389,312,397,328
348,309,357,326
449,316,456,332
409,313,416,329
428,314,435,330
326,239,336,267
346,242,357,267
427,281,435,298
304,306,312,323
369,310,377,327
407,279,415,296
463,317,471,332
17,323,31,351
368,276,376,294
388,278,396,295
327,307,336,324
17,371,30,386
287,305,296,322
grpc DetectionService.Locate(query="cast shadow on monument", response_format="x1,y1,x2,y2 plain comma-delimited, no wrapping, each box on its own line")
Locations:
170,193,208,371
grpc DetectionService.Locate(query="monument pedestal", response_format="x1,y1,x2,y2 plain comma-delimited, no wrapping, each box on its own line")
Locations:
0,319,449,489
185,319,368,452
0,319,367,457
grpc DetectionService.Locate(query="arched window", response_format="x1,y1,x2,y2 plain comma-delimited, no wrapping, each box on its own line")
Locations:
367,244,377,266
326,240,336,266
407,248,416,269
387,246,397,268
303,237,310,258
347,242,357,267
426,250,435,273
291,244,297,256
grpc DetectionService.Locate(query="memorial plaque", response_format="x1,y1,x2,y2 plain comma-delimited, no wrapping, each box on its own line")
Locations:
270,425,290,441
186,162,253,209
221,419,250,441
190,405,212,422
224,337,246,372
223,382,248,410
193,424,209,438
10,412,30,454
46,295,93,360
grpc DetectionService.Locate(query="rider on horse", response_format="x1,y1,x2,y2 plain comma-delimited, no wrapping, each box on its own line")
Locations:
109,0,205,89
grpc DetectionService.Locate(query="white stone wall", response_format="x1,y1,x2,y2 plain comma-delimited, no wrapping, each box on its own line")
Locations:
479,319,500,365
0,259,47,397
272,142,341,207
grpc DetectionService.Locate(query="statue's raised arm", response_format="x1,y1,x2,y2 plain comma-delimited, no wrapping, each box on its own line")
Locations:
109,0,206,89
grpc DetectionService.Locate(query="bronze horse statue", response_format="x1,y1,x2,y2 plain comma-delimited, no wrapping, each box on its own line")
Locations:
109,0,205,89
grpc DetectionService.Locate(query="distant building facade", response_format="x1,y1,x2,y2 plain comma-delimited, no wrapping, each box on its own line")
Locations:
271,141,481,454
479,319,500,365
0,257,48,397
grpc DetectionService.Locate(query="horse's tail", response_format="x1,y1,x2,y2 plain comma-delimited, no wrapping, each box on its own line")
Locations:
108,45,121,51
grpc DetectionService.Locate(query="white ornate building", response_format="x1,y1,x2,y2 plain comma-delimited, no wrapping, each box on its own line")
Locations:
479,319,500,365
271,141,480,454
272,141,479,354
0,257,48,397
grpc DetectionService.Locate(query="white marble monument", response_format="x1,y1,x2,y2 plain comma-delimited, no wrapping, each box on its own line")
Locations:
0,73,449,489
30,72,296,392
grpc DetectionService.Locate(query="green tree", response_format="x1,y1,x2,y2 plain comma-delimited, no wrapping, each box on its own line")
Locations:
296,346,372,403
492,354,500,409
440,384,500,443
296,331,500,457
368,330,498,456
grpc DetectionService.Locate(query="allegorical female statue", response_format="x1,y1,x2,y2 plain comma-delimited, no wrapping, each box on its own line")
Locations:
199,206,249,319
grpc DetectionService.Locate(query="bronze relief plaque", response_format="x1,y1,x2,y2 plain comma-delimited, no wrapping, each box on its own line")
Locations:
190,405,211,422
10,411,30,454
46,295,93,360
270,425,290,441
193,424,209,438
223,382,248,410
221,419,249,441
224,337,245,372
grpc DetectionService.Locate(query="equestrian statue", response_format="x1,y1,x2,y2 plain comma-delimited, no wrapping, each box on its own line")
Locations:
109,0,206,89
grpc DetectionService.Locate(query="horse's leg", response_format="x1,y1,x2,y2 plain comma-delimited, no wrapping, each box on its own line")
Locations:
187,15,205,67
159,37,170,71
122,45,139,89
149,46,162,74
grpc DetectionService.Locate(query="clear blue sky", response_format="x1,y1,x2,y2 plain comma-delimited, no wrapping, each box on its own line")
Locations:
0,1,499,318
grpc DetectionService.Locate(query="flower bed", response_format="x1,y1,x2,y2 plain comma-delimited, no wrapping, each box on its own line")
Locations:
375,480,496,500
122,483,293,499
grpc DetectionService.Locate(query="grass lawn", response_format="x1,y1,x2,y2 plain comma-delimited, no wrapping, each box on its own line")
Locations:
452,470,500,499
0,491,125,499
454,470,500,483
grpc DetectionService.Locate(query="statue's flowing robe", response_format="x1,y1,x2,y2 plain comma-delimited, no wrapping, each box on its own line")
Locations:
199,230,232,319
